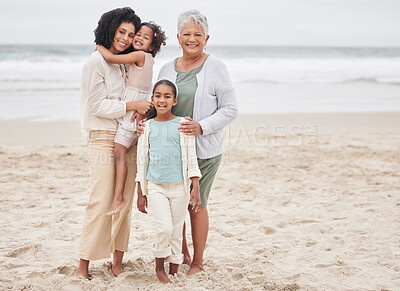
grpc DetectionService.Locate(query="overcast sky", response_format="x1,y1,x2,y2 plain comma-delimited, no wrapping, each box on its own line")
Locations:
1,0,400,47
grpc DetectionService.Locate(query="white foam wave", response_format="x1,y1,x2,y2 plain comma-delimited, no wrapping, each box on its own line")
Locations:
223,57,400,85
1,56,400,90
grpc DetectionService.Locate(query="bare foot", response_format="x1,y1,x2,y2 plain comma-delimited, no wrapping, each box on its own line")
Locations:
77,259,89,279
77,270,88,279
156,270,171,283
187,264,203,276
169,263,179,276
183,254,191,266
106,198,126,216
112,265,124,277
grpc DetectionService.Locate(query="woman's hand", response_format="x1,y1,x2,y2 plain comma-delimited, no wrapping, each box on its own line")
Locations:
127,100,151,115
131,112,145,123
136,118,147,136
178,117,202,135
190,177,201,212
190,185,201,213
136,184,148,214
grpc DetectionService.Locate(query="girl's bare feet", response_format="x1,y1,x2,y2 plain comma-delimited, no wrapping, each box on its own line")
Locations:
169,263,179,276
156,270,171,283
156,258,170,284
106,198,126,216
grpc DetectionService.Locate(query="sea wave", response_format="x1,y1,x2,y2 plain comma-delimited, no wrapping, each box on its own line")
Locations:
1,57,400,90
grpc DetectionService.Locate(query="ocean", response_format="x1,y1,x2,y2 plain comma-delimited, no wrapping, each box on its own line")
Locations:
0,44,399,121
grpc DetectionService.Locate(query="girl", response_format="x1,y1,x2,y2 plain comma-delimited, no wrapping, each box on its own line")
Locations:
136,80,202,284
96,22,167,216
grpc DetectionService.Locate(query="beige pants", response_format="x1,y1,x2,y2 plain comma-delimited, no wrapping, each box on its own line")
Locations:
147,181,189,264
79,130,137,261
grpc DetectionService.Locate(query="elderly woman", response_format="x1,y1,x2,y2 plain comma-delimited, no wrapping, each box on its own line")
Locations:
77,7,150,279
157,10,238,275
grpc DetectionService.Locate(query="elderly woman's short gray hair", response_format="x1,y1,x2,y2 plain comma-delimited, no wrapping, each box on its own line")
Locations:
177,10,209,36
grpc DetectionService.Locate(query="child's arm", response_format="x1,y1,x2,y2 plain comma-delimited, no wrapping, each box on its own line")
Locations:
96,45,146,66
136,182,148,214
190,177,201,212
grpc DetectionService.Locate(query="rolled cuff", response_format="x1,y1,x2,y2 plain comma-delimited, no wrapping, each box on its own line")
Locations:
188,169,202,179
151,244,171,258
166,253,184,265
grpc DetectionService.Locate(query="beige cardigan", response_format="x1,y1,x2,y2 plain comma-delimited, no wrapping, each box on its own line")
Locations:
135,117,202,196
80,51,127,135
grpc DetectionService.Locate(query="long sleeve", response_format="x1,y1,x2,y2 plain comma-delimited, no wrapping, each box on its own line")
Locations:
185,135,202,179
198,62,238,136
84,54,126,119
135,120,150,196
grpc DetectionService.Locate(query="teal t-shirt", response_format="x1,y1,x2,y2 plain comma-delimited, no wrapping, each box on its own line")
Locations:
146,117,184,184
173,58,206,118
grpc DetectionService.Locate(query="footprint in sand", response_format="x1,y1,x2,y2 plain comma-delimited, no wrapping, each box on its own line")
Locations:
124,274,152,288
262,226,276,235
5,244,46,260
58,266,75,276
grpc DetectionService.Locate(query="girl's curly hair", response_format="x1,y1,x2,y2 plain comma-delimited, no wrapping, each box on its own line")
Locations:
140,22,167,57
94,7,141,54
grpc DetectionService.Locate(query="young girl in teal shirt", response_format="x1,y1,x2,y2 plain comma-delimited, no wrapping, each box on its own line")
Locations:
135,79,201,283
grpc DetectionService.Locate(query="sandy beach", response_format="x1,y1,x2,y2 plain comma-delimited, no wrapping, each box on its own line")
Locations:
0,112,399,290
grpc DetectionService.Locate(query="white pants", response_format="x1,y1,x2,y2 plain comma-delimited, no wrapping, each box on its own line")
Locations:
147,181,189,264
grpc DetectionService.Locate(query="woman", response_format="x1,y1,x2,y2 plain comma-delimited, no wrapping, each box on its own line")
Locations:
157,10,238,275
77,7,149,279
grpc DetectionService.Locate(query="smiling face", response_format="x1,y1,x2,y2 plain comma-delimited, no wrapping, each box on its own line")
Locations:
151,84,177,115
109,22,135,54
133,25,154,53
178,21,209,57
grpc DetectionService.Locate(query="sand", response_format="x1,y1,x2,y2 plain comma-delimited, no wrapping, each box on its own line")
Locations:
0,112,399,290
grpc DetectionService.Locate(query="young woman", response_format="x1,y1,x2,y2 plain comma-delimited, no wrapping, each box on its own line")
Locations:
96,22,167,217
78,7,143,279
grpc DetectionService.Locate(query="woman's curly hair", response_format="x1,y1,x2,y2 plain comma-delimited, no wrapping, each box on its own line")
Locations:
140,22,167,57
94,7,141,54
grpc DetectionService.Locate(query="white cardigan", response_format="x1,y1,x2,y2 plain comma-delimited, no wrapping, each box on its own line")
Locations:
158,55,238,159
80,51,127,135
135,117,202,196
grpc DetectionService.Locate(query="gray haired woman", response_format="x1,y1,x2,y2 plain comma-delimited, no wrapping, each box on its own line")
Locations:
154,10,238,275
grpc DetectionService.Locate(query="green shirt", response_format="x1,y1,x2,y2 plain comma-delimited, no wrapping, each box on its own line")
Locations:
173,58,206,118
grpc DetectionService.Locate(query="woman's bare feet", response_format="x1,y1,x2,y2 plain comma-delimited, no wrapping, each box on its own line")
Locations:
183,253,191,265
187,263,203,276
77,259,89,279
112,250,124,276
182,223,191,265
111,264,124,277
106,198,126,216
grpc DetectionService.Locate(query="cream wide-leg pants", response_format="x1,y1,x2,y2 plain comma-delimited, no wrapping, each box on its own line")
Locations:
147,181,190,265
79,130,137,261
